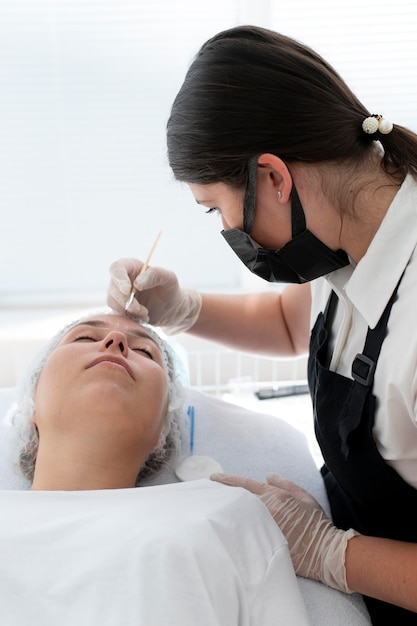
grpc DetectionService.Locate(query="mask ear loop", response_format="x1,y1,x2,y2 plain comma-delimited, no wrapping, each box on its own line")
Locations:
243,156,307,240
290,184,307,237
243,155,260,234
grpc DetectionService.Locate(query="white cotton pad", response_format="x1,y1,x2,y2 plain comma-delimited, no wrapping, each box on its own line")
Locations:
175,455,223,482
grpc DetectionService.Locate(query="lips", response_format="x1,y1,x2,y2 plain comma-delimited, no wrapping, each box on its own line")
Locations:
87,356,135,380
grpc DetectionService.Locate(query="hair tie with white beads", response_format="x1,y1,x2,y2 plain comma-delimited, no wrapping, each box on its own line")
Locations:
362,114,393,135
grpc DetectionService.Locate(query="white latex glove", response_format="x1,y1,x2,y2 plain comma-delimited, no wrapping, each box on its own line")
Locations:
211,472,359,593
107,258,202,334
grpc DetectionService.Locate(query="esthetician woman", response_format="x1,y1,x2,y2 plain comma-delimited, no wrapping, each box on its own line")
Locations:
107,25,417,624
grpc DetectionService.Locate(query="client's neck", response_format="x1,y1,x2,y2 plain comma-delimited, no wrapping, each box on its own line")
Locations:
31,443,144,491
31,468,137,491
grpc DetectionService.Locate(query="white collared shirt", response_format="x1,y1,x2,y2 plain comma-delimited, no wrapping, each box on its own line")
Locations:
310,174,417,487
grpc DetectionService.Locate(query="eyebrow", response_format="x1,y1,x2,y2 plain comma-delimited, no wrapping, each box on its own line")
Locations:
73,320,161,349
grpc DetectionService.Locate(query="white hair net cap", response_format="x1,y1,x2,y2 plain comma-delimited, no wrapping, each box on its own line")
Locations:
5,311,188,485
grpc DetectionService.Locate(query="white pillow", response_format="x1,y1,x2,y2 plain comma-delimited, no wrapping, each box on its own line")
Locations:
146,387,331,514
0,388,30,489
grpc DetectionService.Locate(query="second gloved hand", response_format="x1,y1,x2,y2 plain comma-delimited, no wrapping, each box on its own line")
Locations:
211,472,359,593
107,258,202,334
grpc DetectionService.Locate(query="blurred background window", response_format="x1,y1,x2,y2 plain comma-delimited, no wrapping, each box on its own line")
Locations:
1,0,417,304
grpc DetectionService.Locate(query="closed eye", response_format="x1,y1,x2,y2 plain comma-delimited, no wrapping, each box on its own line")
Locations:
73,335,97,342
132,347,154,360
206,207,220,216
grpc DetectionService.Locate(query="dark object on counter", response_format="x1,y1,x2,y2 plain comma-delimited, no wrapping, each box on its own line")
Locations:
255,383,310,400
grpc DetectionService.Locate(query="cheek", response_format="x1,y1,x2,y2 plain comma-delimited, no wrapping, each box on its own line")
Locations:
32,350,79,428
222,204,244,231
32,362,60,425
150,371,169,418
149,371,169,417
251,197,292,249
221,215,232,230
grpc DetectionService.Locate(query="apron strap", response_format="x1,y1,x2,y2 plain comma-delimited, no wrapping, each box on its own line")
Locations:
338,273,404,457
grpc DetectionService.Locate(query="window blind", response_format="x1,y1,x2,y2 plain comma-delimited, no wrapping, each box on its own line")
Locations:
1,0,416,299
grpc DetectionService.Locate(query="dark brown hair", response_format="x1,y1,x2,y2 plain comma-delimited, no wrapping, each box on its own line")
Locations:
167,25,417,187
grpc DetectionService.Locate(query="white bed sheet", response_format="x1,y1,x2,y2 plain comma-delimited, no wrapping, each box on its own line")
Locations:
0,481,310,626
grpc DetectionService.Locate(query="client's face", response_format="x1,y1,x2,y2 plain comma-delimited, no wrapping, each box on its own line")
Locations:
33,314,169,461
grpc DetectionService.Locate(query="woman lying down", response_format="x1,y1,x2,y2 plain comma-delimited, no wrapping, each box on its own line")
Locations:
0,312,309,626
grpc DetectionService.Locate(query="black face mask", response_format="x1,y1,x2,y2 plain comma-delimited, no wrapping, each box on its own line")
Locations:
221,157,349,284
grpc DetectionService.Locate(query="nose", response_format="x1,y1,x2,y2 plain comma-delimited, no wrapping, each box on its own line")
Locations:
221,215,231,231
100,331,128,356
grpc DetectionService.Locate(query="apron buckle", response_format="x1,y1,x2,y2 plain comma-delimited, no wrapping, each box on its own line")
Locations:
352,354,376,386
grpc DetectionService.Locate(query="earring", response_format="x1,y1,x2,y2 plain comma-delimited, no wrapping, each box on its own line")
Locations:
277,190,282,199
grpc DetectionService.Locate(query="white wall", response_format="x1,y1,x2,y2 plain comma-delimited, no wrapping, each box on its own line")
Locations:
1,0,416,387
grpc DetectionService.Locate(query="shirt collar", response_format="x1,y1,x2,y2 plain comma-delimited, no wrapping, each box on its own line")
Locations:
328,174,417,329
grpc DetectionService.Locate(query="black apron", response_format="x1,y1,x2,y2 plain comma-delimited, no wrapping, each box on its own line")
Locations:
308,278,417,624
